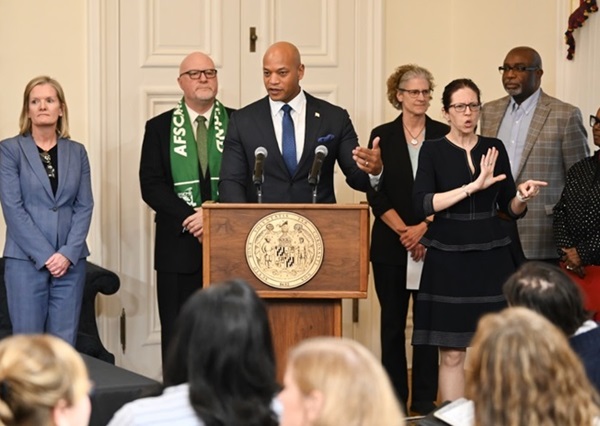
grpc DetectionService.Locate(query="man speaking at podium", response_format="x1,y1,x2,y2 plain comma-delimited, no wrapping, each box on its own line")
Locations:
219,41,381,203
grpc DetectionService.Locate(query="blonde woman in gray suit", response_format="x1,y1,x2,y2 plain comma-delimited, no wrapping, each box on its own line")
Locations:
0,76,93,346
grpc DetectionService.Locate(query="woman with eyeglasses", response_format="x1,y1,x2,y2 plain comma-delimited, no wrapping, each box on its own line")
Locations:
366,64,448,416
553,107,600,319
411,78,546,402
0,76,93,346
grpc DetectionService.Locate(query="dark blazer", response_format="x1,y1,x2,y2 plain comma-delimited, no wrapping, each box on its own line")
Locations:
219,92,370,203
570,324,600,393
367,115,449,265
139,107,233,273
0,135,93,269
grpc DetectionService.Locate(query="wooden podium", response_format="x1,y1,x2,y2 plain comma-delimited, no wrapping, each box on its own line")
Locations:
202,203,369,378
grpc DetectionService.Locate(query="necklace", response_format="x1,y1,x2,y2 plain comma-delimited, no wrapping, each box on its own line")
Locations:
403,122,425,145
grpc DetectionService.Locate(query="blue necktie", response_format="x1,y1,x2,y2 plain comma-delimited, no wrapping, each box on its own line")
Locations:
281,104,297,176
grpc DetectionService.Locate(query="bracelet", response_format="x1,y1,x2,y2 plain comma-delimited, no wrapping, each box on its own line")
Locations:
516,190,530,203
461,184,471,198
424,218,433,227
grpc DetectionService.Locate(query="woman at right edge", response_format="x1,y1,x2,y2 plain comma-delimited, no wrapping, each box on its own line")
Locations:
412,78,547,401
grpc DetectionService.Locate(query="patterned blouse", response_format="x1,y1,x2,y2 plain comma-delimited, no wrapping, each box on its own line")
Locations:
553,151,600,266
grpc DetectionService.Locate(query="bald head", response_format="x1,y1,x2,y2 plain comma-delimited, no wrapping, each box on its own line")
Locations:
506,46,543,69
263,42,302,68
262,41,305,104
177,51,218,113
179,52,215,76
501,46,544,104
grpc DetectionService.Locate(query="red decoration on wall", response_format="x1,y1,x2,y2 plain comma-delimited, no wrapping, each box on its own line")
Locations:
565,0,598,60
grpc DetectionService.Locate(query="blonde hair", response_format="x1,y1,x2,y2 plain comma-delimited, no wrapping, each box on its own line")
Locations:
287,337,404,426
19,76,70,138
467,307,600,426
0,334,90,426
386,64,435,110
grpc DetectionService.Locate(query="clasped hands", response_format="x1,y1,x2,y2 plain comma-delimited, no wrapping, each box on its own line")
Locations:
182,207,204,243
399,222,427,262
353,137,383,175
45,253,71,278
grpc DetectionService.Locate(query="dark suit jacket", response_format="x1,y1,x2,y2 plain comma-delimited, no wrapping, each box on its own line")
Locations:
367,115,449,265
219,92,370,203
139,107,233,273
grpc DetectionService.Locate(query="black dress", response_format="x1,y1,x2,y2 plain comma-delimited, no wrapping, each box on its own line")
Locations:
412,136,523,348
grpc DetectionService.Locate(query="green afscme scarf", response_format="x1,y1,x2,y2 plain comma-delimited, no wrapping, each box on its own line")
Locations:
170,98,229,206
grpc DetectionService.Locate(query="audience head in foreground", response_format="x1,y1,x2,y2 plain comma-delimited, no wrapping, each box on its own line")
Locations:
503,261,590,335
466,307,600,426
0,334,92,426
278,337,405,426
502,261,600,393
109,278,279,426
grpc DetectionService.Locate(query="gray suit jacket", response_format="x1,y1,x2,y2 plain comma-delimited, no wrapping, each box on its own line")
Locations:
0,135,93,269
480,90,588,259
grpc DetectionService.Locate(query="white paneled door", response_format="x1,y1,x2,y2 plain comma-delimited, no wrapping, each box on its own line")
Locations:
94,0,382,379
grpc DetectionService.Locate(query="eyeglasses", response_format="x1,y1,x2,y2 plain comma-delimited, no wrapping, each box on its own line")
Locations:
590,115,600,127
179,69,218,79
448,103,481,113
397,88,432,98
498,65,540,74
39,151,56,179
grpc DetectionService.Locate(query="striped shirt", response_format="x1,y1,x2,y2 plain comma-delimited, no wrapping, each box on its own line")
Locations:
108,384,203,426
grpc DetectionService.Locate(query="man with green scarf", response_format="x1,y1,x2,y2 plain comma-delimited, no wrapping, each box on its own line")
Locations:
140,51,233,368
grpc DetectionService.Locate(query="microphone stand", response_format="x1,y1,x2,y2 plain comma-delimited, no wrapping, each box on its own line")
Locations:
310,177,319,204
255,182,263,204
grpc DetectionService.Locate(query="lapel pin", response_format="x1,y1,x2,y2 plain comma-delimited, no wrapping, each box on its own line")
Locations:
315,112,320,118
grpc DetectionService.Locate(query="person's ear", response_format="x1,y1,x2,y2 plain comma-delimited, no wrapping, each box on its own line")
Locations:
298,64,305,81
396,90,403,105
304,390,324,423
52,399,69,426
442,107,450,123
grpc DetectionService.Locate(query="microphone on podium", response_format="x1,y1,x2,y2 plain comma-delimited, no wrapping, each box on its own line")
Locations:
253,147,268,185
308,145,328,186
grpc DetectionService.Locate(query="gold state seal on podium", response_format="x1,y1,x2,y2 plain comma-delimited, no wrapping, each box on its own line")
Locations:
245,211,324,289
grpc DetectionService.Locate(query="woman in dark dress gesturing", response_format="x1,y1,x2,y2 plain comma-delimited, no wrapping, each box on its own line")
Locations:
412,78,546,401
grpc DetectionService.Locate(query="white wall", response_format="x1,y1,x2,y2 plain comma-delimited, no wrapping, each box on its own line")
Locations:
383,0,560,123
0,1,88,142
0,0,96,258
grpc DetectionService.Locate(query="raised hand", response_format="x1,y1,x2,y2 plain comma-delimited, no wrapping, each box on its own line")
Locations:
473,147,506,191
353,137,383,175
